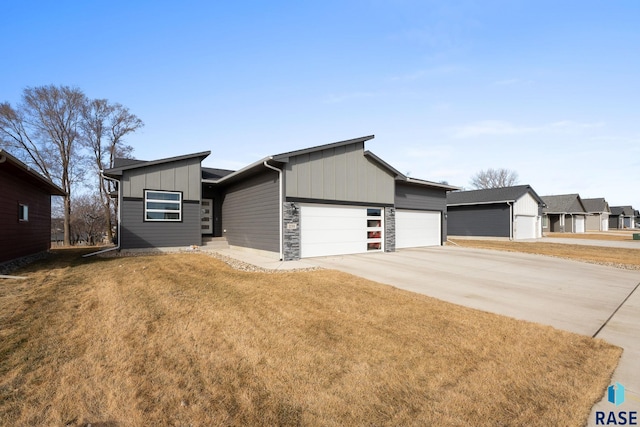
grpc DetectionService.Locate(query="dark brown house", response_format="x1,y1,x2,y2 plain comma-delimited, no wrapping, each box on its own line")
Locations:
0,150,65,265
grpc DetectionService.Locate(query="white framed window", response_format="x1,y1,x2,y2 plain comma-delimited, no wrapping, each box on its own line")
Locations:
144,190,182,221
366,208,383,251
18,204,29,222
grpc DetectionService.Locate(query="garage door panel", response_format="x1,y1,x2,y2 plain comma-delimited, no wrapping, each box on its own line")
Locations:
300,204,381,258
396,210,440,248
514,215,537,240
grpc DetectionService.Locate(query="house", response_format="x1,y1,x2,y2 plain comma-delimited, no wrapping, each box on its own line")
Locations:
541,194,588,233
0,149,66,266
609,206,636,229
446,185,544,240
103,135,459,260
582,198,610,231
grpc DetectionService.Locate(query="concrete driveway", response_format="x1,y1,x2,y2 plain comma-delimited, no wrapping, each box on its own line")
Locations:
307,246,640,422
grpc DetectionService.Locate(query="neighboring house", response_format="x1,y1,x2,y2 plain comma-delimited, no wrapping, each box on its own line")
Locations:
446,185,545,240
541,194,588,233
104,135,459,260
0,149,66,265
582,198,611,231
609,206,636,229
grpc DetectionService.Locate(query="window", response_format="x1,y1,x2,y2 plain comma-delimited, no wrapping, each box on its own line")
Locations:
366,208,383,251
145,190,182,221
18,204,29,222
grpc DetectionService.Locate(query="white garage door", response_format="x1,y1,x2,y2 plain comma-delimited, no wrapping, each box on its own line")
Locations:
300,204,384,258
396,210,441,248
601,218,609,231
574,216,585,233
514,215,537,240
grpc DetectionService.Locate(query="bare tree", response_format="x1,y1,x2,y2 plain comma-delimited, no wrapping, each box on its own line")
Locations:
70,193,105,245
470,168,519,189
0,85,87,245
81,99,143,242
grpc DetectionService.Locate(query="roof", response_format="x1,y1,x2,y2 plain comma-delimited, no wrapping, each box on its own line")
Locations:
541,194,587,214
581,198,611,213
610,206,635,216
447,185,544,206
272,135,375,161
0,149,66,196
104,151,211,177
202,167,235,180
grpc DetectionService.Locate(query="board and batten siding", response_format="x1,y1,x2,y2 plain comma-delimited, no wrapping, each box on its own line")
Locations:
284,142,395,204
121,158,202,201
120,199,201,249
222,169,279,253
513,192,540,216
447,204,510,238
395,182,448,242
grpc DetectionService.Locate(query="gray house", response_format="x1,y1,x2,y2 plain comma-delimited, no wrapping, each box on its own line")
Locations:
582,198,610,231
541,194,588,233
104,135,458,260
609,206,636,229
447,185,544,240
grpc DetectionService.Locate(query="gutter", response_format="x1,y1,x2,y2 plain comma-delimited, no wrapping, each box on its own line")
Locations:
262,158,284,261
507,201,513,240
83,173,122,257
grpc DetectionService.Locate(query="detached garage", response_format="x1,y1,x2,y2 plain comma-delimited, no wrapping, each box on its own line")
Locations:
447,185,544,240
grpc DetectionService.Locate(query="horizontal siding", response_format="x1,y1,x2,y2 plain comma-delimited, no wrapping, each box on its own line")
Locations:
222,170,279,253
395,182,447,211
448,204,510,237
0,166,53,263
285,142,395,204
120,199,201,249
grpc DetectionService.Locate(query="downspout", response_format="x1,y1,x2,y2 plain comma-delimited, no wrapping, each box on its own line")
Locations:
83,173,121,257
263,159,283,261
507,201,513,240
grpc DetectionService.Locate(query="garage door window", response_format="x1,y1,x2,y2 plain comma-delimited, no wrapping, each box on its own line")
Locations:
366,208,383,251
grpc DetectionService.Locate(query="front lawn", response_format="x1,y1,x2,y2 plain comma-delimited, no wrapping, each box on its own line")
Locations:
0,249,620,426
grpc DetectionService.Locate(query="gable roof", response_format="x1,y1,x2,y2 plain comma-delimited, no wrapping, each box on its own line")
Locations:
447,185,544,206
582,198,611,213
0,149,66,196
104,151,211,177
541,194,587,214
610,206,635,216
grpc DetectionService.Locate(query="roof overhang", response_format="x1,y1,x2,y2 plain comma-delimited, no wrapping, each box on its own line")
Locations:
103,151,211,177
0,149,66,196
273,135,375,162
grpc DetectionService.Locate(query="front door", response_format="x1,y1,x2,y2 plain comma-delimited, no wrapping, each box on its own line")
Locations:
201,199,213,234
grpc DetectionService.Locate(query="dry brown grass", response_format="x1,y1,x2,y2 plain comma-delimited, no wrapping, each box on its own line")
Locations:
450,239,640,269
0,249,621,426
546,232,637,241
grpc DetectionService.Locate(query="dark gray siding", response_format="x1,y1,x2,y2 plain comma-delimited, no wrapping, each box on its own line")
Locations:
395,182,448,242
447,204,510,237
120,199,201,249
221,169,279,253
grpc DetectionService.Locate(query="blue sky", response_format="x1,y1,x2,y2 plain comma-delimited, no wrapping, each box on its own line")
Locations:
2,1,639,208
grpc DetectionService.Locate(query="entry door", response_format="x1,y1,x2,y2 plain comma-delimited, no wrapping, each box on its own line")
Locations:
201,199,213,234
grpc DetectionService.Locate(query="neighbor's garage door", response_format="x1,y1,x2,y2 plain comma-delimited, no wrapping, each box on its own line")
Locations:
300,204,381,258
396,210,441,248
575,216,585,233
514,215,537,240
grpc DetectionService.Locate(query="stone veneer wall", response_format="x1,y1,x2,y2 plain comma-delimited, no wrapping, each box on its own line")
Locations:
283,202,301,261
385,207,395,252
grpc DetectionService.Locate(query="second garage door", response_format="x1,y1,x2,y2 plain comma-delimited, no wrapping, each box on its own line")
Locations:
396,210,441,248
514,215,538,240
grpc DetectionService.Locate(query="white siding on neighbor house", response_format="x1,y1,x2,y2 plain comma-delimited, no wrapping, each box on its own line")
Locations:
513,192,540,216
284,142,395,205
